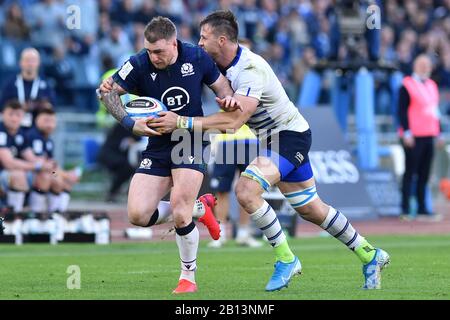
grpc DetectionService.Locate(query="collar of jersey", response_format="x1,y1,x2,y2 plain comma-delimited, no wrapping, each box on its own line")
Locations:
223,45,242,72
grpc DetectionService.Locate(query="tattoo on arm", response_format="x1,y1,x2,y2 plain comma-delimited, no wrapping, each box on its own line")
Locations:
101,84,127,122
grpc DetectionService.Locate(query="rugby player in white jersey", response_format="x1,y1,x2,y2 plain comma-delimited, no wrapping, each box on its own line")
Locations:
151,10,390,291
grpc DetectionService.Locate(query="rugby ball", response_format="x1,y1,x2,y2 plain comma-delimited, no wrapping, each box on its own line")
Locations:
125,97,167,120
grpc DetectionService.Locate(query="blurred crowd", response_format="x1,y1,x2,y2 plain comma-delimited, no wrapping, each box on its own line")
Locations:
0,0,449,113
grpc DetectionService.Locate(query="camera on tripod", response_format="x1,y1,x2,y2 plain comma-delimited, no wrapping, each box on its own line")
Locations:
335,0,366,59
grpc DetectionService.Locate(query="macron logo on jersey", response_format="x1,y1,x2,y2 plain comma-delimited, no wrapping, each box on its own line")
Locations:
181,63,195,77
150,72,157,81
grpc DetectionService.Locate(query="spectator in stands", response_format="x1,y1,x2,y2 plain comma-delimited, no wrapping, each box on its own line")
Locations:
398,54,445,220
99,12,113,40
396,40,414,75
157,0,185,24
110,0,136,26
178,23,195,44
260,0,279,41
98,24,133,68
436,49,450,89
65,34,92,57
44,45,75,106
0,100,54,213
130,23,146,53
1,2,30,41
27,106,80,213
303,0,331,59
237,0,260,42
0,48,55,128
285,9,310,61
379,25,397,64
134,0,160,25
99,0,113,15
29,0,66,51
66,0,99,40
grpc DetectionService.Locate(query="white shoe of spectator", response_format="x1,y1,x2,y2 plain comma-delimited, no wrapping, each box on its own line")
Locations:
236,235,263,248
207,238,225,248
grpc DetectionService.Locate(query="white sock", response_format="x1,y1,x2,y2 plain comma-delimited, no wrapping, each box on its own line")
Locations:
220,223,227,241
58,191,71,212
48,192,61,213
320,206,364,250
175,221,198,283
29,189,48,213
192,199,205,218
250,201,285,247
146,200,206,227
7,189,25,212
146,201,173,226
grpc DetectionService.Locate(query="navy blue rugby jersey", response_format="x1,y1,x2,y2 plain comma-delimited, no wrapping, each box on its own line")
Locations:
112,40,220,148
0,122,30,169
26,126,54,159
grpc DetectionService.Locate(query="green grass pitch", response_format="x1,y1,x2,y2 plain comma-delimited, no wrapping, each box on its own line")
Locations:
1,235,449,300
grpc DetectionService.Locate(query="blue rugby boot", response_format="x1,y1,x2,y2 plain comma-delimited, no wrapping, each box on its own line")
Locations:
265,256,301,292
362,248,390,289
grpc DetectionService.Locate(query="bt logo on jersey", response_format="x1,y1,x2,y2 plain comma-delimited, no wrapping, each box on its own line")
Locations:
161,86,190,111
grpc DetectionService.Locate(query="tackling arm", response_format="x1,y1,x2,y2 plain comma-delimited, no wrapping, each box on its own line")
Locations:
192,94,258,132
209,74,234,98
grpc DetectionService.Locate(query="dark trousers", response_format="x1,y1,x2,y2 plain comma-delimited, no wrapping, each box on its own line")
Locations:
401,136,434,214
108,164,135,196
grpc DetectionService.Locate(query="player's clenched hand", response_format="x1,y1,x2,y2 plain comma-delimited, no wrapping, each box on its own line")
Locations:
132,117,162,137
147,111,178,134
99,77,114,94
216,95,243,112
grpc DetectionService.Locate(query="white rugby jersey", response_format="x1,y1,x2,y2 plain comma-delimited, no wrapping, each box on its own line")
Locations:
225,45,310,139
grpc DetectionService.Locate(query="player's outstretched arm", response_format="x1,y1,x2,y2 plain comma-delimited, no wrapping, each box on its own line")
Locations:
149,94,257,134
209,74,242,112
193,94,257,132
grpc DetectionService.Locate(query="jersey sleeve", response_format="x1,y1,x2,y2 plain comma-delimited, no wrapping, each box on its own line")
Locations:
234,66,264,100
19,131,31,154
112,56,141,95
0,131,8,148
199,49,220,86
30,138,44,156
47,142,54,158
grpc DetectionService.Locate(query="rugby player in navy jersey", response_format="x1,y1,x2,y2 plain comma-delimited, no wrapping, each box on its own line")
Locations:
0,100,54,213
27,106,80,214
99,16,240,294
